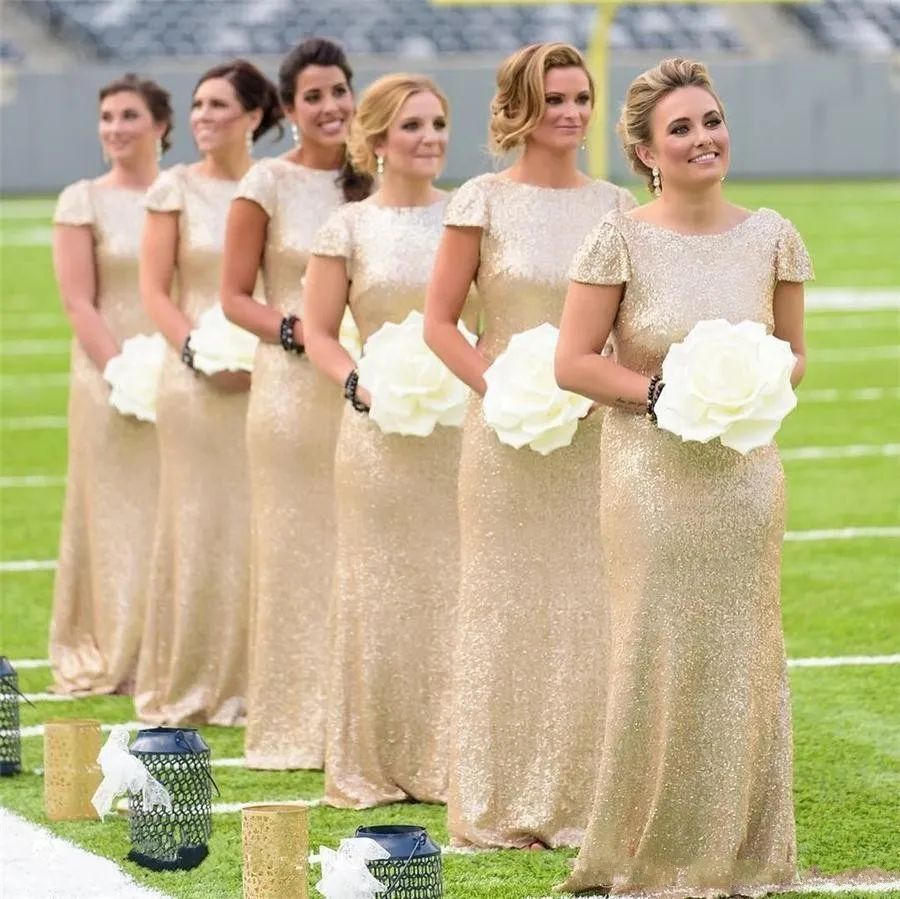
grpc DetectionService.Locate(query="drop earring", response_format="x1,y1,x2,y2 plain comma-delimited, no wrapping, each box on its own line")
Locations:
652,166,661,197
291,122,300,146
376,154,385,176
246,129,254,154
155,137,163,163
102,148,110,166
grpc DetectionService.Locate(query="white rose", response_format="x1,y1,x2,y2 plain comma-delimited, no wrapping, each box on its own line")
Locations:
357,310,475,437
654,318,798,455
482,322,593,456
339,308,362,362
102,333,167,423
189,303,259,375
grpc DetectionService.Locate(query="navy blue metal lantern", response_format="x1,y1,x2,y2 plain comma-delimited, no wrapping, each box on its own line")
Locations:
127,727,217,871
0,656,22,776
355,825,443,898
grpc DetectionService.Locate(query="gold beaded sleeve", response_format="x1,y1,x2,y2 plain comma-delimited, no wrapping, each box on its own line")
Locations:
568,217,631,286
235,159,277,218
54,180,93,226
443,174,491,229
143,167,184,213
775,217,814,283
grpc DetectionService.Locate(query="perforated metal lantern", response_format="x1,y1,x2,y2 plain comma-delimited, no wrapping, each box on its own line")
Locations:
0,656,22,776
127,727,217,871
355,825,443,898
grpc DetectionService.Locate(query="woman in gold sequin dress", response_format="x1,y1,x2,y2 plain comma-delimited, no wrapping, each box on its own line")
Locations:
49,75,173,696
424,44,636,849
554,59,812,898
304,74,478,808
134,61,282,726
220,39,372,771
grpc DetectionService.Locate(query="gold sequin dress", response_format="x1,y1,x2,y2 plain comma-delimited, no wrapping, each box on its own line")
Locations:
237,158,345,769
134,164,252,726
312,197,479,808
443,173,636,848
560,208,813,898
49,180,159,695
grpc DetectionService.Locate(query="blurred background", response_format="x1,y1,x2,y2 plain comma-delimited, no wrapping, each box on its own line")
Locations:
1,0,899,192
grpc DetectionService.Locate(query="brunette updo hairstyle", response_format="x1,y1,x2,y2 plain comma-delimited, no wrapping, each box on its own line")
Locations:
488,42,594,155
618,57,725,193
194,59,284,143
347,73,448,177
278,38,373,203
98,73,174,153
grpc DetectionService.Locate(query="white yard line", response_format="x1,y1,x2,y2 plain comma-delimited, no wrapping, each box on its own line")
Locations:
0,560,57,572
22,692,75,703
0,373,69,388
806,313,900,331
814,345,900,362
789,654,900,668
800,387,900,403
805,289,900,311
0,475,66,488
0,339,70,355
8,658,49,669
784,527,900,542
1,416,68,431
781,443,900,461
22,720,146,739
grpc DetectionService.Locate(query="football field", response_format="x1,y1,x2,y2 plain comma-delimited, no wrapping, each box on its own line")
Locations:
1,180,898,898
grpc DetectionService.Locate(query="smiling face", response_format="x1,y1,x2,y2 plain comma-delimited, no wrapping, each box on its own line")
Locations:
640,85,729,193
98,90,161,164
288,64,355,149
526,66,592,153
190,76,260,156
376,90,448,181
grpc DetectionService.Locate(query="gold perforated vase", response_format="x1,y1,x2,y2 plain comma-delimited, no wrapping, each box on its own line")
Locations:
43,718,102,821
242,803,309,899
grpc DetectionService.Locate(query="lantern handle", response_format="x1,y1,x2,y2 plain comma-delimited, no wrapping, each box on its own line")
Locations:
173,730,221,797
4,676,36,709
381,831,427,896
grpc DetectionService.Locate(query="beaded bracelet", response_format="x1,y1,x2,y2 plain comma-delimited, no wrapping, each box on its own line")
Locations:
343,368,369,413
181,334,196,371
279,314,304,355
646,375,664,424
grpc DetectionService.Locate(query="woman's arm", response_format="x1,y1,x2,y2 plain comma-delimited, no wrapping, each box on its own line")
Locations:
424,226,488,396
221,198,293,345
52,224,120,371
555,281,651,413
773,280,806,387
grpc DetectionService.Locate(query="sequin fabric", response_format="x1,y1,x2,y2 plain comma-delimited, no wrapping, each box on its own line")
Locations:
443,173,635,848
134,164,251,726
238,158,345,769
313,196,480,808
49,181,159,695
560,209,814,897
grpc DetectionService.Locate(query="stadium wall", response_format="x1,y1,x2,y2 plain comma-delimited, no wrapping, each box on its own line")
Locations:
0,53,898,194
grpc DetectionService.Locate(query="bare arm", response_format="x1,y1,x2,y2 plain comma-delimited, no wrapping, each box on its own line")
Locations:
140,209,193,351
53,224,119,371
554,281,651,413
221,198,289,345
424,226,488,396
773,280,806,387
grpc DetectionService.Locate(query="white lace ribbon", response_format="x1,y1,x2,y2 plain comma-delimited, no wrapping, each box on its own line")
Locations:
311,837,390,898
90,725,173,820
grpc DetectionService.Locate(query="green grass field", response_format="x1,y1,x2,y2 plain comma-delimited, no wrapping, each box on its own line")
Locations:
1,181,899,899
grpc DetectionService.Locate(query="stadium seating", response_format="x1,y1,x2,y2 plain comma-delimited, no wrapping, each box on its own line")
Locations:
787,1,900,52
16,0,744,58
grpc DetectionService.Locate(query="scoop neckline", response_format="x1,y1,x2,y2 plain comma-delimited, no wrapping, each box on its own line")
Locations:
364,193,448,212
622,207,763,238
495,172,595,192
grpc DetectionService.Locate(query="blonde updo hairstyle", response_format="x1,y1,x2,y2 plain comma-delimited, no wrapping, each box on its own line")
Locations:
488,42,594,156
347,73,449,177
618,57,725,194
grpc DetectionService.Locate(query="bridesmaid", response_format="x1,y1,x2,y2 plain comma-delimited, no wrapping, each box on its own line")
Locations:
554,58,812,897
220,38,372,770
304,73,479,808
423,42,636,849
49,74,172,695
135,60,282,725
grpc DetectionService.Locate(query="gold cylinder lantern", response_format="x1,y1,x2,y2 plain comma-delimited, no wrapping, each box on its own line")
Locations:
242,803,309,899
43,718,103,822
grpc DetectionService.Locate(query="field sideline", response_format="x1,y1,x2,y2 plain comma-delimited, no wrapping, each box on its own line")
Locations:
0,180,898,898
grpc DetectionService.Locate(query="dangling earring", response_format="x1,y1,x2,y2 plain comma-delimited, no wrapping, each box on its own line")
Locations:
580,137,587,151
155,137,163,163
102,148,110,166
376,154,385,176
246,129,254,155
291,122,300,146
652,166,661,197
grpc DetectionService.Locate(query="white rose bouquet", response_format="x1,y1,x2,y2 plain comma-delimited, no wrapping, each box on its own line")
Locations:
189,303,259,375
482,322,593,456
357,310,476,437
102,333,167,423
654,318,798,455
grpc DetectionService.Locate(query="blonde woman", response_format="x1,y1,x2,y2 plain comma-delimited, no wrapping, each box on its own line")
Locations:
49,74,172,696
423,42,636,849
220,38,372,771
304,73,479,808
555,59,812,897
135,60,282,725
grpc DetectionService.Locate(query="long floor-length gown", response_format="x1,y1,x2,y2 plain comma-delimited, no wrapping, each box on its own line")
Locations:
560,208,813,897
134,164,253,726
442,172,636,848
237,157,345,769
313,197,480,808
49,180,159,695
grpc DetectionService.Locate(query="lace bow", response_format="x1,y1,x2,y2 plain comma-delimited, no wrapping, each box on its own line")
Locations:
312,836,391,898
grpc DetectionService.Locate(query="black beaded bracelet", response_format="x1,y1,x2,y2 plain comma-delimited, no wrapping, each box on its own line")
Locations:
279,314,304,355
343,368,369,413
646,375,664,424
181,334,196,371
